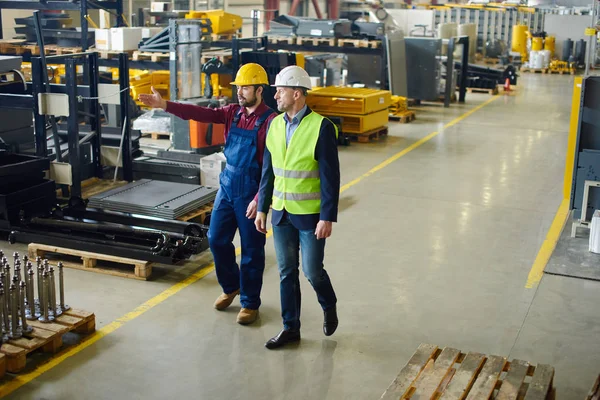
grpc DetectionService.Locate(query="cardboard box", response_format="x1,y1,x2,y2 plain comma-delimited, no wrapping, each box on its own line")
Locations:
142,27,163,39
151,2,170,11
95,29,111,50
200,152,226,188
110,27,143,51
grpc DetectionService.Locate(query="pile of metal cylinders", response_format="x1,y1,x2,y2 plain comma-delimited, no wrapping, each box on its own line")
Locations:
0,250,69,343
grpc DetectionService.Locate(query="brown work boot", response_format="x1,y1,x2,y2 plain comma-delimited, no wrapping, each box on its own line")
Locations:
236,308,259,325
214,289,240,310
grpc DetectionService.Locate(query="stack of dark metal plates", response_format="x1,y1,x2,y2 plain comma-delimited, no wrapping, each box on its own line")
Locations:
88,179,217,220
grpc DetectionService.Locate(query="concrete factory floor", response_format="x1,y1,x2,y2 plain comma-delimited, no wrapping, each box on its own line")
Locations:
2,74,599,399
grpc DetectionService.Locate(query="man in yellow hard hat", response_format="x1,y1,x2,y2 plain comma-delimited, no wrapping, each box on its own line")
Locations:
139,63,276,325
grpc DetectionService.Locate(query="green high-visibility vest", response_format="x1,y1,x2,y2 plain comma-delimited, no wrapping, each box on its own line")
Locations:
266,111,337,215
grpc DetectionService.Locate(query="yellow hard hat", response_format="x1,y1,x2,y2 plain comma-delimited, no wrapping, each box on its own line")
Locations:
231,63,269,86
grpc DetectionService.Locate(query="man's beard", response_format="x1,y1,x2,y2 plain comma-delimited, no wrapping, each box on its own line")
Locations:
240,96,257,107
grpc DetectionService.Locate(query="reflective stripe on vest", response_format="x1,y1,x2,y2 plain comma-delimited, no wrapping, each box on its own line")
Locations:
266,111,332,215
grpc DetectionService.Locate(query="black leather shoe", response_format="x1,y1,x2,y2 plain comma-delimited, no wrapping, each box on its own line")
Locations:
323,306,338,336
265,329,301,350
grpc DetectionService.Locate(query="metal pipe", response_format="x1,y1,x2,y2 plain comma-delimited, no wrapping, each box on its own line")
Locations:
9,284,19,338
19,282,31,333
58,262,69,311
49,267,59,317
27,268,36,320
36,261,43,308
0,288,5,334
39,271,50,323
2,267,9,311
12,252,18,266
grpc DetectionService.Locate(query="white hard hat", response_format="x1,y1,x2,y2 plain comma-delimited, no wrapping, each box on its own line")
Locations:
272,65,312,90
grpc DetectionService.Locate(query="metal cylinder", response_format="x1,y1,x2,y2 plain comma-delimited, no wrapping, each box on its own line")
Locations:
22,255,28,265
0,288,5,334
9,284,20,338
12,252,19,266
19,282,31,333
58,262,69,311
14,264,21,286
26,269,36,320
1,285,7,333
49,267,59,317
36,262,43,307
39,272,50,323
2,269,9,312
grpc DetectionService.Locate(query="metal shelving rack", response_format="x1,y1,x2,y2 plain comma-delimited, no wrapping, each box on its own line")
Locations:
0,0,126,50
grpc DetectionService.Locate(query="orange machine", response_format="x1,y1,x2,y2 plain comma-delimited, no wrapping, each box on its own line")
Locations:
189,119,225,150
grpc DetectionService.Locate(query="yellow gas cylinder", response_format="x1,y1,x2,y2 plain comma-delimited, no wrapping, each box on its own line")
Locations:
544,35,556,55
511,25,528,60
532,36,543,51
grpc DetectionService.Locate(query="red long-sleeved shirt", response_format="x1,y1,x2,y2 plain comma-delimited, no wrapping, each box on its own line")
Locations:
165,101,276,202
165,101,275,171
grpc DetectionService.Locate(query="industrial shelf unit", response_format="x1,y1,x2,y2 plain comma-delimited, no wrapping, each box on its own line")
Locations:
0,0,126,50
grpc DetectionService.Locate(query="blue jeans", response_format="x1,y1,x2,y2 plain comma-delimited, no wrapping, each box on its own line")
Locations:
272,214,337,331
208,184,265,309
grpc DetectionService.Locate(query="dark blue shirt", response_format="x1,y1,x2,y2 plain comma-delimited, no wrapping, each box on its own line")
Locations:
258,107,340,230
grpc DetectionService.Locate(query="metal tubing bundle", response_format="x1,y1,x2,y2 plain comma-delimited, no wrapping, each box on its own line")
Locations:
0,250,69,342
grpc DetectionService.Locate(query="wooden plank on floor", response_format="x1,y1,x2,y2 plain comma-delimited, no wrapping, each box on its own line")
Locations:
440,352,486,399
524,364,555,400
412,347,461,398
28,320,70,334
380,343,439,399
465,355,507,400
7,336,47,351
497,359,529,400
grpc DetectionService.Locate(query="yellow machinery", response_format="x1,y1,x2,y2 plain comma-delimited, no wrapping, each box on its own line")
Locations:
389,95,408,115
511,25,528,61
544,35,556,54
185,10,242,34
306,87,391,134
531,36,544,51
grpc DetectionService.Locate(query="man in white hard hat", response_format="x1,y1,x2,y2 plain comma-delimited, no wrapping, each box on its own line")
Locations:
255,65,341,349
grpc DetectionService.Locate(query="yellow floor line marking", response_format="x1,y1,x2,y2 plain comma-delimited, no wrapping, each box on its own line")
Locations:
0,95,499,397
525,199,570,288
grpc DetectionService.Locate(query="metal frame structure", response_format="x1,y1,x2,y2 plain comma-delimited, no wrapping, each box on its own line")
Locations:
0,0,126,50
0,52,132,198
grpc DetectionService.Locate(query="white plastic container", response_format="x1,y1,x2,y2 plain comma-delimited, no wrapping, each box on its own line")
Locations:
589,210,600,254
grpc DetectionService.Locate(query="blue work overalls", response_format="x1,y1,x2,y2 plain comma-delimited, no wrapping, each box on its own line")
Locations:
207,107,274,310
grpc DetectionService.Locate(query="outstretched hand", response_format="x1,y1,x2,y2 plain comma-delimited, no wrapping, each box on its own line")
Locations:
138,86,167,109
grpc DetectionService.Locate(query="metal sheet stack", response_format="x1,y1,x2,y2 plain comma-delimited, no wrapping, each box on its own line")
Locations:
88,179,217,220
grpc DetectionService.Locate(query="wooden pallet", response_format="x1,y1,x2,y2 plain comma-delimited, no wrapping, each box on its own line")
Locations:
381,343,556,400
177,202,213,224
132,51,169,62
28,244,153,281
483,57,499,65
0,308,95,374
389,110,416,123
521,67,548,74
97,49,135,59
0,40,31,55
142,131,171,140
44,45,82,55
547,69,575,75
297,36,337,46
466,87,499,95
338,38,381,48
345,127,388,143
268,36,296,45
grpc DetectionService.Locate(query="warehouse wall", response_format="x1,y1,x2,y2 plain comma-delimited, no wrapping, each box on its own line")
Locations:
544,14,590,59
1,10,34,39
